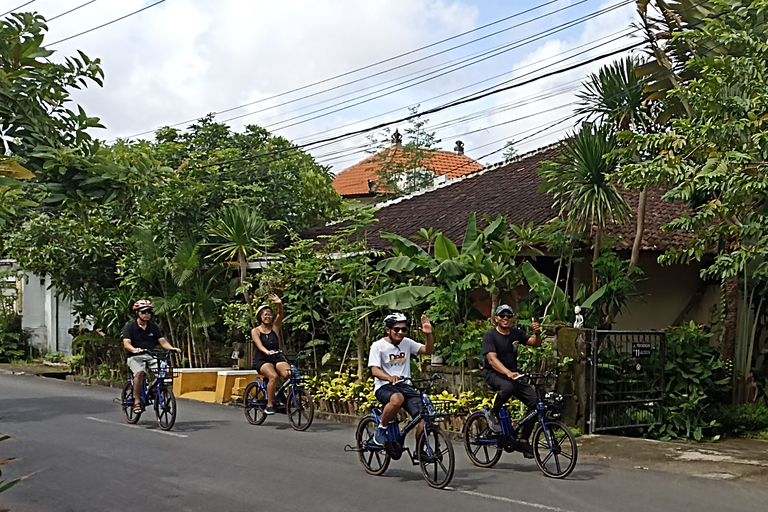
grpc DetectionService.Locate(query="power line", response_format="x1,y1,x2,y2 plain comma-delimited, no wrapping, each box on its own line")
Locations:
48,0,165,46
119,0,572,140
227,1,632,132
1,0,35,17
194,39,645,170
48,0,98,22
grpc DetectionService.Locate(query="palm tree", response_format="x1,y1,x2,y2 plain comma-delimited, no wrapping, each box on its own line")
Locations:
207,205,273,323
575,56,653,270
539,123,631,292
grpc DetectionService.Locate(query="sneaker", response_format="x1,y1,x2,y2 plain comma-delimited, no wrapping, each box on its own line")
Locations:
372,426,387,447
517,440,534,459
265,406,276,415
485,410,502,433
413,448,433,463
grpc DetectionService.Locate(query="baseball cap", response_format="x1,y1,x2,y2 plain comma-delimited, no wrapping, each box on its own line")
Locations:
495,304,514,316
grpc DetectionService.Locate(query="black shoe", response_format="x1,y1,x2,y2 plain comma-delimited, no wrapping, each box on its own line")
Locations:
413,449,433,463
517,440,534,459
265,406,275,415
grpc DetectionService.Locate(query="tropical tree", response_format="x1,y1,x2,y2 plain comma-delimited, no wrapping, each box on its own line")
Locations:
617,0,768,399
576,56,654,270
539,123,632,292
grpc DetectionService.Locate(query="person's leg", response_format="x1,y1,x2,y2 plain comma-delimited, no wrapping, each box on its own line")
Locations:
399,385,426,439
373,385,402,446
512,382,539,441
380,392,404,427
488,373,515,416
133,371,144,412
275,361,291,380
259,363,279,408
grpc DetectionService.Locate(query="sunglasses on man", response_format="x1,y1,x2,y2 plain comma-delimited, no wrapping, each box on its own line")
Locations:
497,313,514,319
390,327,407,333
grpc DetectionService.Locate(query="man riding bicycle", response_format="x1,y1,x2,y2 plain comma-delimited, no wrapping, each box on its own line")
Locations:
368,312,434,447
482,304,542,458
123,300,181,414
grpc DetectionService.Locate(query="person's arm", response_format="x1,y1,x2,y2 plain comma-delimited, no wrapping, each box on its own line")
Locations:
251,328,274,355
123,338,141,355
371,365,398,384
270,294,283,330
158,337,181,353
485,351,518,380
416,314,434,355
526,317,542,347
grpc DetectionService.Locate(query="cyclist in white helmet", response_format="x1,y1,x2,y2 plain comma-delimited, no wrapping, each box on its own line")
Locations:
368,312,434,447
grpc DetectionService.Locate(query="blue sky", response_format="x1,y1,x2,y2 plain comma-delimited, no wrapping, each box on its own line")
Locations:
1,0,641,171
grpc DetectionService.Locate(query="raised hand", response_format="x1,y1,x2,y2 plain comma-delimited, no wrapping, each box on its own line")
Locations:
420,314,433,335
531,317,541,335
269,294,282,304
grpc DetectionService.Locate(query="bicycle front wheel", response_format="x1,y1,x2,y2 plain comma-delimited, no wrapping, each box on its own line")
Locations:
532,419,578,478
418,426,455,489
155,386,177,431
286,386,314,431
356,416,390,476
121,382,141,424
463,411,502,468
244,381,267,425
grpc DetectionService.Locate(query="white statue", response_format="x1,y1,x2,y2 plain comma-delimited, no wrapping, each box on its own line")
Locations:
573,305,584,328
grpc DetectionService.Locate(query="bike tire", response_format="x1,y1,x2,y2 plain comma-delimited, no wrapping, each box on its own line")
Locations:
532,419,578,478
463,411,502,468
121,382,141,424
418,425,455,489
356,416,390,476
244,381,267,425
286,386,314,431
154,386,177,431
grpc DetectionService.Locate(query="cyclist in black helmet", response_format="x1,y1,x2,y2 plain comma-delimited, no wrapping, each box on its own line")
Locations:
368,312,434,447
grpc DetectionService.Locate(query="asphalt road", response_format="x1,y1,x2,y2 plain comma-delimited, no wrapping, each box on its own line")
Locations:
1,371,766,512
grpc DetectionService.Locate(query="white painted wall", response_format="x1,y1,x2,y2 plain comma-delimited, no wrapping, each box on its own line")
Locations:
21,273,77,356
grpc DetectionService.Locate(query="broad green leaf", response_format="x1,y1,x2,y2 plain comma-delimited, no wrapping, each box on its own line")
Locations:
461,212,478,253
434,234,459,263
0,160,35,180
376,255,416,272
372,286,436,310
580,284,607,309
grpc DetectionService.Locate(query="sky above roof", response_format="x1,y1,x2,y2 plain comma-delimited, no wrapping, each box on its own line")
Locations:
2,0,640,172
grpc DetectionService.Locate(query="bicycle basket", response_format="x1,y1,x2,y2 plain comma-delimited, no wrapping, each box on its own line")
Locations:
544,392,564,417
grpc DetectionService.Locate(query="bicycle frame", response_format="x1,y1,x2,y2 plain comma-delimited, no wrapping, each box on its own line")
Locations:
251,361,303,407
488,374,558,450
128,352,172,409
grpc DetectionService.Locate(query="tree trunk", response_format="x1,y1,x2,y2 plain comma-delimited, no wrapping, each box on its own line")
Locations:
239,250,255,327
356,328,366,382
629,188,647,271
592,227,603,293
721,276,739,361
199,307,212,367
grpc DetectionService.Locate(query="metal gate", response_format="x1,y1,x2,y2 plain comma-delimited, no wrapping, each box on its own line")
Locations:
587,330,665,434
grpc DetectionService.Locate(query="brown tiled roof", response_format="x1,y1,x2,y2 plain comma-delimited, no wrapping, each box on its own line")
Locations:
308,144,693,252
332,145,483,197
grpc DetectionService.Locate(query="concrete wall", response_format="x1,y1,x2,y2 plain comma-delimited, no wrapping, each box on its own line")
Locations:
573,252,719,331
21,273,77,356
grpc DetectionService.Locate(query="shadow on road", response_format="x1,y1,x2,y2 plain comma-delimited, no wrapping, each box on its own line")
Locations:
0,396,113,423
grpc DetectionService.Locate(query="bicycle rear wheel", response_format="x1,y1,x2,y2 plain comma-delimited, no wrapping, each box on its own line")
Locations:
463,411,502,468
356,416,390,476
286,386,314,431
121,382,141,424
418,426,455,489
154,386,177,431
532,419,578,478
244,381,267,425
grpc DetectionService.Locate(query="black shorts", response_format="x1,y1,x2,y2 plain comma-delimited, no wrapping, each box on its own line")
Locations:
252,353,286,374
375,383,424,418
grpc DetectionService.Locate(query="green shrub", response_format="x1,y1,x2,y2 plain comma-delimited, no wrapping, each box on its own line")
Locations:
647,321,729,441
710,403,768,436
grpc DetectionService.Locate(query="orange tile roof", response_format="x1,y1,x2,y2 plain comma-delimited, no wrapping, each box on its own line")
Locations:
332,145,483,196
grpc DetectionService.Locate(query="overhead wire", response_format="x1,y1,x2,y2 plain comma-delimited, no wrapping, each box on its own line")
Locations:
48,0,165,46
48,0,97,22
119,0,573,139
1,1,35,18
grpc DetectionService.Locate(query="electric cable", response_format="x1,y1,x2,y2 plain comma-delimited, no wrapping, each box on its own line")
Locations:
48,0,165,46
1,1,35,18
48,0,98,22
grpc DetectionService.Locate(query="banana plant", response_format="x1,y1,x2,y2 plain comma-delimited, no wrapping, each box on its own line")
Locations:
522,261,606,325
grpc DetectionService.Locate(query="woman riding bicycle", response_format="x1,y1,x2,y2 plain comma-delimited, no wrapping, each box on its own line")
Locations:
250,294,290,415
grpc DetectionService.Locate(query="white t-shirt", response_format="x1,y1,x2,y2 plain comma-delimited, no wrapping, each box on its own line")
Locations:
368,336,424,391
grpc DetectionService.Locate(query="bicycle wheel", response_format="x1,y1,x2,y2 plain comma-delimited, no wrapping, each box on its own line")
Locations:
286,386,314,431
418,426,455,489
356,416,390,476
121,382,141,424
154,386,177,431
244,381,267,425
532,419,578,478
463,411,502,468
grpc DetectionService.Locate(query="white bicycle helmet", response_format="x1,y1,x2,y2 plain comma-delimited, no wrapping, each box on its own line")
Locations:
383,312,407,328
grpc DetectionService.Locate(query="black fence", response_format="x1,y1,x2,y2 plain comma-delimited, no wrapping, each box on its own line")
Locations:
587,330,666,434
